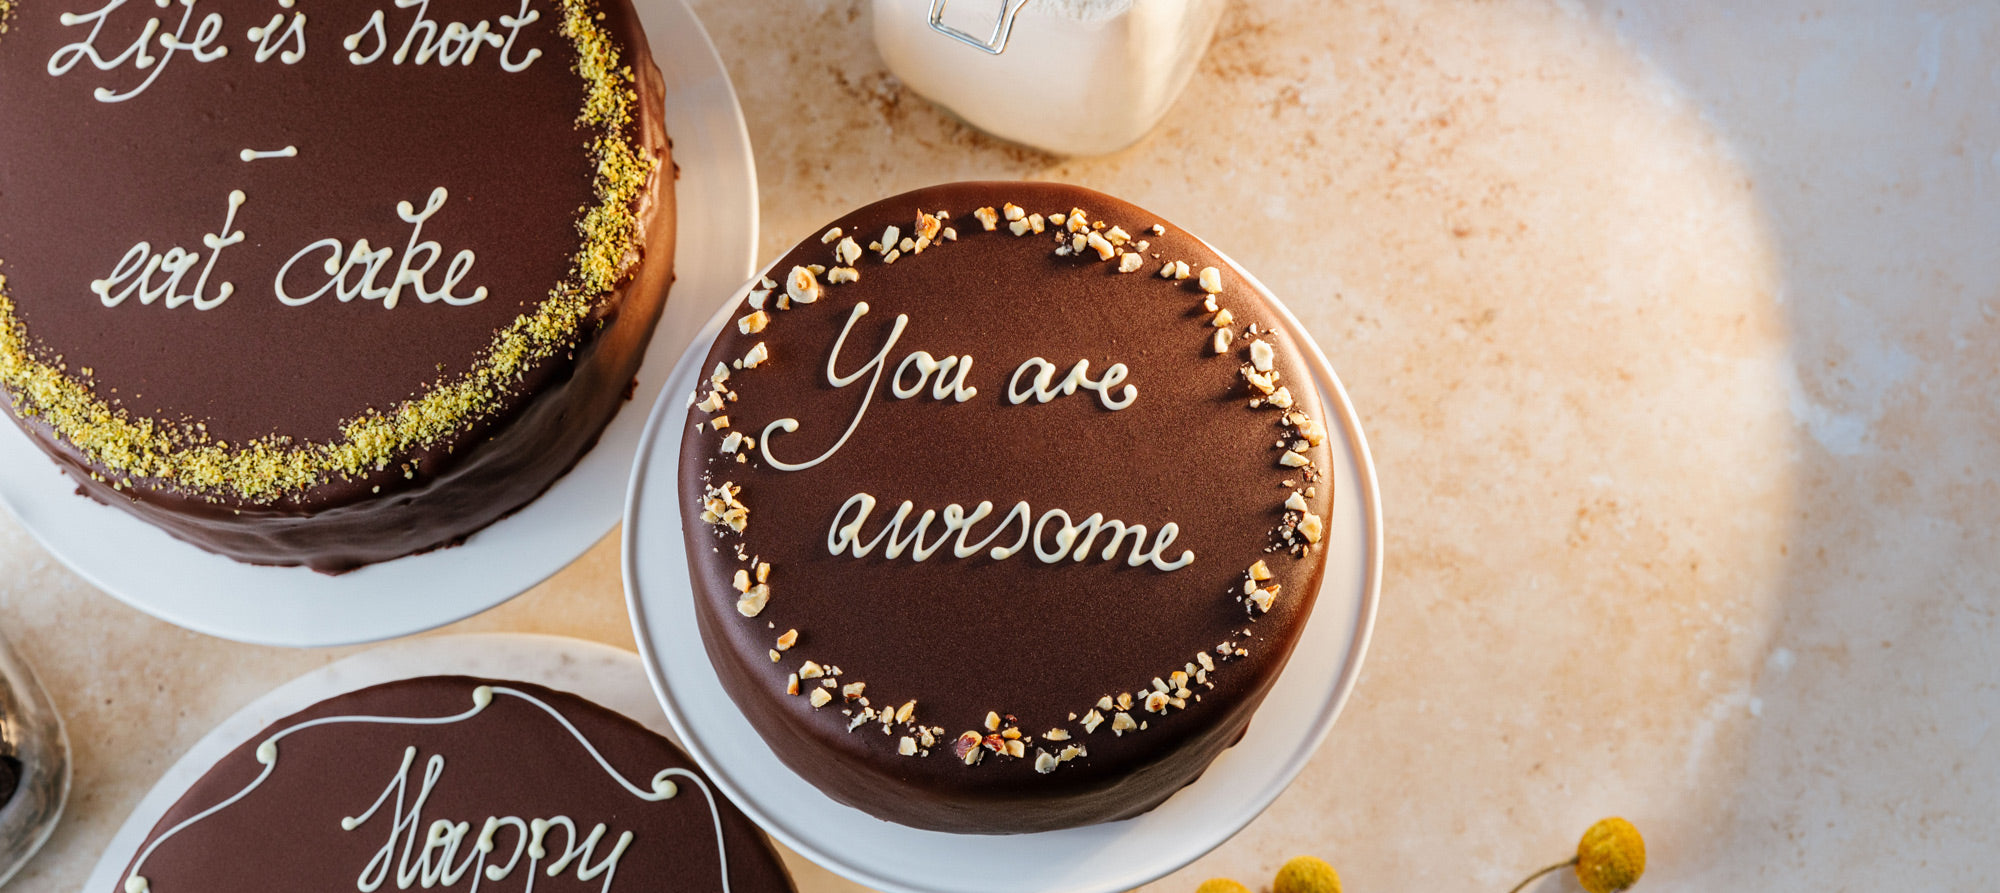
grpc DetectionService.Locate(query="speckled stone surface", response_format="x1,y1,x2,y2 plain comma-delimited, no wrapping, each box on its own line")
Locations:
1,0,1994,890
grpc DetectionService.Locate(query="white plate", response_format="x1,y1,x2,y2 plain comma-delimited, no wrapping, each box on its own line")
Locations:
623,256,1385,893
81,633,706,893
0,0,757,648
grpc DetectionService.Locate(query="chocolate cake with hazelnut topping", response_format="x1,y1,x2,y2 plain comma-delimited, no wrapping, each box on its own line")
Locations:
0,0,673,572
677,182,1334,833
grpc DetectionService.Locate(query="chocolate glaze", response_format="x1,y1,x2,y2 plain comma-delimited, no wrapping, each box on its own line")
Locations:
676,182,1333,833
0,0,674,572
114,677,794,893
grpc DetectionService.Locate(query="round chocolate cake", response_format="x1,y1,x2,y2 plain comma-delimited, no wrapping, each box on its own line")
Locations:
113,677,794,893
677,181,1335,833
0,0,674,572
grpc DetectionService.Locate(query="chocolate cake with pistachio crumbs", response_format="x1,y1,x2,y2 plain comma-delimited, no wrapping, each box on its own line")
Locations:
678,182,1334,833
0,0,674,572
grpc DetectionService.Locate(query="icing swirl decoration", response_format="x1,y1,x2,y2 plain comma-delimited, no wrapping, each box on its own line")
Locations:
120,683,747,893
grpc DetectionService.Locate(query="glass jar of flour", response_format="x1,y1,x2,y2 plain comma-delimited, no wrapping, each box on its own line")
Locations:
873,0,1229,157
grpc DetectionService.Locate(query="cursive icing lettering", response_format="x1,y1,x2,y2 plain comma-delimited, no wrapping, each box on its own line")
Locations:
1007,357,1136,410
90,189,245,311
275,187,488,310
342,746,635,893
829,494,1194,571
760,302,908,471
49,0,228,104
345,0,539,69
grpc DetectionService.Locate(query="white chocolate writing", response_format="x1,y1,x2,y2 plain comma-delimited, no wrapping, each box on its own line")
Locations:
342,746,634,892
828,494,1194,572
275,186,489,310
90,189,245,311
343,0,541,70
48,0,229,103
1006,357,1136,410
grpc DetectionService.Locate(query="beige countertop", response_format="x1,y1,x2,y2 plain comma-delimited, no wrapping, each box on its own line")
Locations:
3,0,1994,889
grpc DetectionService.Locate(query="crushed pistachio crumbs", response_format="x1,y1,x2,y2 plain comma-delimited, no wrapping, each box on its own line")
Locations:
0,0,656,502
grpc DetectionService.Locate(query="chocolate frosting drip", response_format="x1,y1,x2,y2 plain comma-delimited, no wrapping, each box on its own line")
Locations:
676,182,1333,833
0,0,674,571
114,677,794,893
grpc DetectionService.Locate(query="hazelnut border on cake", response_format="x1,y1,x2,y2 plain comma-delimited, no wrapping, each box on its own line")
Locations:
677,182,1334,833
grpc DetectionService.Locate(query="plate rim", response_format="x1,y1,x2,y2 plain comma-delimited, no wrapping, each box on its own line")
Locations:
623,241,1384,893
0,0,758,648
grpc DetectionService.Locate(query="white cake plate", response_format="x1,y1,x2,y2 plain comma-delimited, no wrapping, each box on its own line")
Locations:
81,634,712,893
0,0,757,648
624,256,1385,893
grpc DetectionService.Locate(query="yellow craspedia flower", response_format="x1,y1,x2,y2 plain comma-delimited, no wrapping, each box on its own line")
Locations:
1574,817,1645,893
1272,855,1342,893
1195,879,1251,893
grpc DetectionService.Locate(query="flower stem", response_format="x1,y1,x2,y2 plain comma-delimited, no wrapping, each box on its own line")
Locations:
1505,858,1579,893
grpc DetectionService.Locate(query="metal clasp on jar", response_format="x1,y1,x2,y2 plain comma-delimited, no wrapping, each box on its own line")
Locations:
926,0,1031,54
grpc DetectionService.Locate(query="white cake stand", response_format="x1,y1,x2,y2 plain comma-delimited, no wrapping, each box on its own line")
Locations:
81,634,715,893
0,0,757,648
624,256,1385,893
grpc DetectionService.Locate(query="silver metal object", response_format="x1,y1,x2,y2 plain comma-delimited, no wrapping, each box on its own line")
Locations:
927,0,1031,55
0,630,68,888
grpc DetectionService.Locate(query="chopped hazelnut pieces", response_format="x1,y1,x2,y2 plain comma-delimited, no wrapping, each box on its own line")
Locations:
954,731,985,765
820,226,843,244
1250,339,1275,372
1111,712,1138,735
984,711,1002,732
1004,739,1026,759
1065,208,1090,233
1172,260,1192,280
1267,386,1295,410
1280,450,1311,468
1087,231,1116,260
1009,218,1032,237
1249,559,1274,581
747,288,769,310
1144,691,1170,713
1199,266,1223,294
899,736,919,756
1285,491,1309,512
1197,652,1216,672
736,584,770,617
786,673,799,695
732,569,751,592
719,432,744,454
741,342,770,369
879,225,901,255
1248,587,1277,613
1044,728,1071,741
1035,750,1059,774
896,700,917,723
1212,308,1234,327
1096,696,1114,711
835,236,863,265
916,211,942,241
809,688,833,708
1028,213,1046,234
785,266,820,305
709,415,730,430
974,206,999,230
1213,329,1235,354
842,682,867,700
1002,203,1025,222
1299,511,1325,543
1081,710,1105,733
699,482,748,533
775,629,798,651
1118,252,1145,274
799,661,825,679
738,310,769,334
827,266,859,284
756,562,771,583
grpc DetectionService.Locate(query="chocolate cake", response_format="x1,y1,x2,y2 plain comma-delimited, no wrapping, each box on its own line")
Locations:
677,182,1335,833
113,677,794,893
0,0,674,572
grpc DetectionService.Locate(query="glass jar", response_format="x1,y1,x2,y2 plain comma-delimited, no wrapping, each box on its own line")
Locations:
873,0,1229,157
